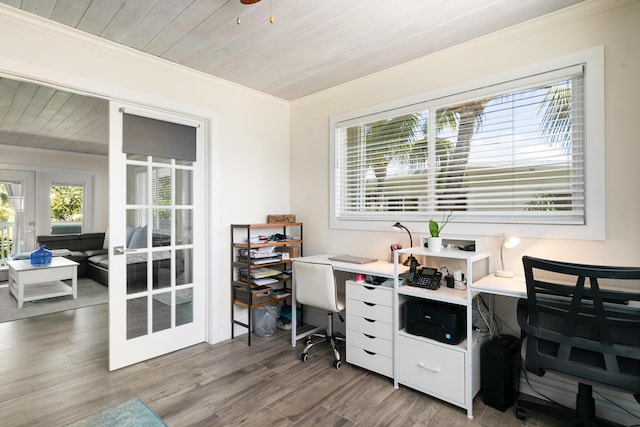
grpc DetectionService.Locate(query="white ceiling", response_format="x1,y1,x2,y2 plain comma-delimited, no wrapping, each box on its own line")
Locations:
0,0,583,156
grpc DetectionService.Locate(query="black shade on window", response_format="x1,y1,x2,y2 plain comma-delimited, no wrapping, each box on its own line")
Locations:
123,113,196,161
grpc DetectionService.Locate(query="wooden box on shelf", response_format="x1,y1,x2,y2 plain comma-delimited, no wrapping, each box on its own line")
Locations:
276,245,300,259
267,214,296,223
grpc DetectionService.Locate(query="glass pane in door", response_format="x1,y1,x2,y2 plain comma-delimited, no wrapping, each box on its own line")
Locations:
176,209,192,245
127,296,147,339
153,249,172,290
152,292,172,332
152,209,171,247
176,288,193,326
176,248,193,286
175,169,192,205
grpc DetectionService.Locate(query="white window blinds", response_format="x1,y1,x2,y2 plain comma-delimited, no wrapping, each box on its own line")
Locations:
333,65,585,226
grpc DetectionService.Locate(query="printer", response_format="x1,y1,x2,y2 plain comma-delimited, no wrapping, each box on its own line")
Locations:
405,299,466,344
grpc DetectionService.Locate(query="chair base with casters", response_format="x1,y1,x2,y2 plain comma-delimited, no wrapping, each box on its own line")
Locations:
300,310,345,369
516,383,626,427
293,260,346,369
516,256,640,427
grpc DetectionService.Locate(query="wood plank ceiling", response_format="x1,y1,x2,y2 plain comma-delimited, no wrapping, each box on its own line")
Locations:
0,0,583,156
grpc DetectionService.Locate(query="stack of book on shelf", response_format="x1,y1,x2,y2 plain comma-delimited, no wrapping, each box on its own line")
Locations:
238,267,282,285
237,246,282,265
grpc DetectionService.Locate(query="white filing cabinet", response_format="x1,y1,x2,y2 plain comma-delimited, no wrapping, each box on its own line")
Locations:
345,280,393,377
396,329,482,408
393,247,491,419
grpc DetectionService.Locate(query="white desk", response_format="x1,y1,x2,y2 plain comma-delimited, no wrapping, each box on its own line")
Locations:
290,254,408,347
471,274,526,298
473,274,640,307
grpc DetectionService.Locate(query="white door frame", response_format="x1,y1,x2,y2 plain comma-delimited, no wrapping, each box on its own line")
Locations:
0,70,215,364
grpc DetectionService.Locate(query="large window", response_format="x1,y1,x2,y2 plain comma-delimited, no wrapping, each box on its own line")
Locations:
50,183,84,234
331,49,604,239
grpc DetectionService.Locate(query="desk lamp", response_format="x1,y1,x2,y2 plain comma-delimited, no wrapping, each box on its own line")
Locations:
496,234,520,278
392,222,418,266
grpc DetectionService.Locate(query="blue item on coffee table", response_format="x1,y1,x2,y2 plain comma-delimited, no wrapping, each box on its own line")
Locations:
30,245,52,265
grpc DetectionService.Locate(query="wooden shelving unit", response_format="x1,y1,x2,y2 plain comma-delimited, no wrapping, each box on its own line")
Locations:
230,222,303,345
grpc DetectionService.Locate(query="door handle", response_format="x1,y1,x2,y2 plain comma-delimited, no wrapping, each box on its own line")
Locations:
113,246,136,255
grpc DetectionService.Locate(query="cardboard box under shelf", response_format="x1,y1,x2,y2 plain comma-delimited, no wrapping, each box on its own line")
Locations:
276,246,300,259
234,285,273,305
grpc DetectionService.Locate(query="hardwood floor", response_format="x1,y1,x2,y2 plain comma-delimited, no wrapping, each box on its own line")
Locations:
0,304,563,426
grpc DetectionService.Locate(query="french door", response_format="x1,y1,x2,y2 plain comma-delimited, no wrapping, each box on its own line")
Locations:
108,102,206,370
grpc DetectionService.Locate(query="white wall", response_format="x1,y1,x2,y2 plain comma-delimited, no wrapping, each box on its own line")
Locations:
290,0,639,423
0,5,291,342
290,0,639,269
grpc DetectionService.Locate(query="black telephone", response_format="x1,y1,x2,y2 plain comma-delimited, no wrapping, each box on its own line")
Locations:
413,267,442,290
407,257,419,284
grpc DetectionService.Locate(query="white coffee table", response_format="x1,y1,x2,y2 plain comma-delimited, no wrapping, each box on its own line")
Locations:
7,257,79,308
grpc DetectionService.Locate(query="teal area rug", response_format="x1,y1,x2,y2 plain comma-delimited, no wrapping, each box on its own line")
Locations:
67,397,166,427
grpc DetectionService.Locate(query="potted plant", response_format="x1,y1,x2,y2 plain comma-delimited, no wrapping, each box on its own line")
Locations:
427,212,452,252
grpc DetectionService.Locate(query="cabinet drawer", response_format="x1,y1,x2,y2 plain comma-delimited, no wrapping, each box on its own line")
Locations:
347,299,392,322
397,334,466,405
346,282,393,306
346,314,393,340
346,344,393,377
346,329,392,357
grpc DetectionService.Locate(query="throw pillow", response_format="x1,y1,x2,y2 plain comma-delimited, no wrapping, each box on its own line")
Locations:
103,228,109,249
128,225,148,249
126,226,135,247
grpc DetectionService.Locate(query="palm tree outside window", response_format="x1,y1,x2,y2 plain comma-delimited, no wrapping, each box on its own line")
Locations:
333,64,585,227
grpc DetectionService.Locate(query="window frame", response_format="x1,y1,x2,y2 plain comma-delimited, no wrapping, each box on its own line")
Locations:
43,172,95,235
49,182,85,234
329,47,605,240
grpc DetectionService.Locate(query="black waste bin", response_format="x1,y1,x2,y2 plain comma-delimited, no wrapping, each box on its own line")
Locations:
481,334,521,411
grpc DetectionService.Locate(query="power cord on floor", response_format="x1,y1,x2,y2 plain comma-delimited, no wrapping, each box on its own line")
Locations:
521,368,570,410
523,369,640,423
593,389,640,422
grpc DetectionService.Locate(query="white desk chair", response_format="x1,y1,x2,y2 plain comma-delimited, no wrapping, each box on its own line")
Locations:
293,260,345,369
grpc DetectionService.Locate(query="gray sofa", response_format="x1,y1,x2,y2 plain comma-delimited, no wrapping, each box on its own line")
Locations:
36,232,109,285
35,230,175,290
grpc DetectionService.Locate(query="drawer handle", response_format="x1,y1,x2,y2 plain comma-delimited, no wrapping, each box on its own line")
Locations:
418,362,441,373
364,318,375,323
364,334,376,339
364,350,377,356
364,302,376,307
364,286,376,290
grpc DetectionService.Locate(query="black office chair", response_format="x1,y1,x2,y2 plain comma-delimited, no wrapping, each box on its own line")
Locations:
517,255,640,426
